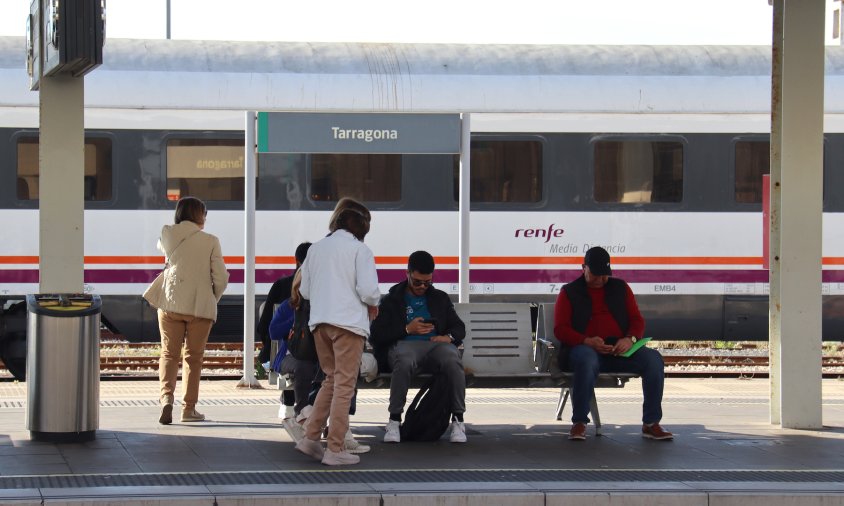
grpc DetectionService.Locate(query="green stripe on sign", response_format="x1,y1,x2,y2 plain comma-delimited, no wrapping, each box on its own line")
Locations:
257,112,269,153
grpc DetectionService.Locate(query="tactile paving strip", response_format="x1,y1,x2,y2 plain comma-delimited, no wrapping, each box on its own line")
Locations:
0,469,842,489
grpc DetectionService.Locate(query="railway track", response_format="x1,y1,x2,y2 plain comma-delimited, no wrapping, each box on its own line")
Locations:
2,343,843,379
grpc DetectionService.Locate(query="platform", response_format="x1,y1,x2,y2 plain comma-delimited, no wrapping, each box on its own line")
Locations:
0,377,842,505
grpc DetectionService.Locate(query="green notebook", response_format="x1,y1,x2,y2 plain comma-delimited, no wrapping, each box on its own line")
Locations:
621,337,652,358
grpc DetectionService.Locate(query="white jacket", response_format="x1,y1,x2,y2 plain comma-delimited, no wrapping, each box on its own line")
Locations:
143,221,229,321
299,229,381,337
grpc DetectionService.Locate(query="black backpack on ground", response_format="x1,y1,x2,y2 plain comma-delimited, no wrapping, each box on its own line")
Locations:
400,374,452,442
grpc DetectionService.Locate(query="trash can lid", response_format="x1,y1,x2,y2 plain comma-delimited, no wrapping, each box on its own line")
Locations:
26,294,102,317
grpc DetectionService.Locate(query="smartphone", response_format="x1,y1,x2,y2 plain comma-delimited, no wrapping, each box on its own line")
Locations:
421,318,438,325
604,336,619,345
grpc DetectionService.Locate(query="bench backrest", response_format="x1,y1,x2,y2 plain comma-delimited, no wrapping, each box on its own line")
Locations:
455,303,534,375
536,302,555,342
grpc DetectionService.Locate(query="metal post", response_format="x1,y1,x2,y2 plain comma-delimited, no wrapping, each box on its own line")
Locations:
458,113,471,302
237,111,260,388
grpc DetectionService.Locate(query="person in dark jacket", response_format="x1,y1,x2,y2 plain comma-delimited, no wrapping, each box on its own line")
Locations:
554,246,673,442
369,250,467,444
256,242,311,364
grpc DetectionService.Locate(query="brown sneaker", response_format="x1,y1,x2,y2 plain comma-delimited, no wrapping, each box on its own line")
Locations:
181,409,206,422
158,404,173,425
642,423,674,440
568,422,587,441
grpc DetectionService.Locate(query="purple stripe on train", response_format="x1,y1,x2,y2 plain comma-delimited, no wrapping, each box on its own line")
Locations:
4,268,844,285
78,268,774,284
0,270,39,283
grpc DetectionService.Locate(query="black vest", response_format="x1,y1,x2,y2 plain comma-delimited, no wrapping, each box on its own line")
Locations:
562,275,630,336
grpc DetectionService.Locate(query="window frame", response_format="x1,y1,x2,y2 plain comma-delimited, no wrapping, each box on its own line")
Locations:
12,130,117,208
452,134,548,211
161,132,248,210
305,152,404,206
588,134,686,209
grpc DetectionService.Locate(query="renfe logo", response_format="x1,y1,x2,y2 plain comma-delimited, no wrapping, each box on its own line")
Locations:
515,224,565,243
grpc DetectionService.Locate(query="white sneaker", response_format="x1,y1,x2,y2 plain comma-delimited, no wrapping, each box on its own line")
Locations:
344,428,371,454
384,420,401,443
295,438,324,461
282,417,305,443
321,448,360,466
449,421,467,443
278,404,295,419
298,405,313,422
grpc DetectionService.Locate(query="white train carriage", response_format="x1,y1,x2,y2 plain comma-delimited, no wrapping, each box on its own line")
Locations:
1,36,844,342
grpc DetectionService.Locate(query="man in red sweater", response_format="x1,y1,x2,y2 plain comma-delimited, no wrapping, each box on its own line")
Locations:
554,246,673,441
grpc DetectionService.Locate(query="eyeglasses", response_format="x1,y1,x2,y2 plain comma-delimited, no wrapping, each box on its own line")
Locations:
409,277,433,287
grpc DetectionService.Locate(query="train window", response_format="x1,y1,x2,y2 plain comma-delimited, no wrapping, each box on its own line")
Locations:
309,154,401,202
735,141,770,203
16,137,113,201
593,140,683,203
166,139,248,202
451,140,543,202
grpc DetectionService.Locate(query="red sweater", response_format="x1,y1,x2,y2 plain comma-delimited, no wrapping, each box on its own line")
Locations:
553,283,645,347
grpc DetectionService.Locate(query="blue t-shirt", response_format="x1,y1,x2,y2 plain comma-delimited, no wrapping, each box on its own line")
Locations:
404,293,435,340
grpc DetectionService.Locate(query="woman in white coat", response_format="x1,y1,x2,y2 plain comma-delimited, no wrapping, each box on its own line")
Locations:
144,197,229,425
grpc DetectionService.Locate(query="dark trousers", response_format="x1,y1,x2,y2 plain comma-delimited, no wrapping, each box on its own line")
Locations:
567,344,665,425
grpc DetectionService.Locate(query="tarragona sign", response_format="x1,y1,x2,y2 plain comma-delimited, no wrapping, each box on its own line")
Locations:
256,112,462,155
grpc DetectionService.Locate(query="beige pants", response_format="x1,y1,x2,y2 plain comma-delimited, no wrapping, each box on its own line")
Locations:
304,324,364,453
157,309,213,410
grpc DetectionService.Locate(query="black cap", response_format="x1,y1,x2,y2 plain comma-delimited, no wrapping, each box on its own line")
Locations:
584,246,612,276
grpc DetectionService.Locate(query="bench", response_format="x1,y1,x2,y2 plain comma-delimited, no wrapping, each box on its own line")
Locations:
268,301,636,435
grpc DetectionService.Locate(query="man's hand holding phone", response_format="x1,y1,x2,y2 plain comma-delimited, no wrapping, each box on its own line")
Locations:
406,316,435,335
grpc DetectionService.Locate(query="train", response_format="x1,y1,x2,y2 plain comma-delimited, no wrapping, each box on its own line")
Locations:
2,35,844,355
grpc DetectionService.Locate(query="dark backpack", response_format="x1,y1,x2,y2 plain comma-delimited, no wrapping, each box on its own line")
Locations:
400,374,452,442
287,299,317,362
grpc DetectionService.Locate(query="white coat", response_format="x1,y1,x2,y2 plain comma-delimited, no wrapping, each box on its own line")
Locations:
143,221,229,321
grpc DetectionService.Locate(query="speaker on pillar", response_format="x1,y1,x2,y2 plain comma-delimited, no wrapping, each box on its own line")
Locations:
42,0,105,78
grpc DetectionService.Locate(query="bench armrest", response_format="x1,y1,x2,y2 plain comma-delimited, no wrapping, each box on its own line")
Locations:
535,337,558,373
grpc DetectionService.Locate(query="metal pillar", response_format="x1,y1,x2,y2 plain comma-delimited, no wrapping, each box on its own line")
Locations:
458,113,471,303
770,0,824,429
238,111,259,388
38,75,84,293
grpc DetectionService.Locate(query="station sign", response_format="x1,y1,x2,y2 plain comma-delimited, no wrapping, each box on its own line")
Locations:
257,112,461,154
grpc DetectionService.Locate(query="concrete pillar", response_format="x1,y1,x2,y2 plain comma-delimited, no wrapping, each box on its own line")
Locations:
38,75,84,294
768,0,783,426
770,0,824,429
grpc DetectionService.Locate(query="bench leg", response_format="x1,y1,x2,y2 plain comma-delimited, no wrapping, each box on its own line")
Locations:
555,387,570,421
590,392,602,436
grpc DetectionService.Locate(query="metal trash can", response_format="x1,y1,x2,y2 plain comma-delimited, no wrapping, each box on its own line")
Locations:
25,294,101,442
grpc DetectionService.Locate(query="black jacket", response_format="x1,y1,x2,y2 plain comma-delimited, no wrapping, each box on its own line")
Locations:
256,274,294,341
369,280,466,372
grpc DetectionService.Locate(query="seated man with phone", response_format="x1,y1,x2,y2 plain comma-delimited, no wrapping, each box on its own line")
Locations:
370,250,467,443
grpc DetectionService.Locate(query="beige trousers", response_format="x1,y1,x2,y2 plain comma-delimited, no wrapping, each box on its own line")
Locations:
304,324,364,453
157,309,213,410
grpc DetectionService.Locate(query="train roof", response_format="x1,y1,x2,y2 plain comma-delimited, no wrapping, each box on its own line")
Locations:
3,36,844,76
2,36,844,115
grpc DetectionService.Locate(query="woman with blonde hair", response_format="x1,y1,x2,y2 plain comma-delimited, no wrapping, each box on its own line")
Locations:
143,196,229,425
